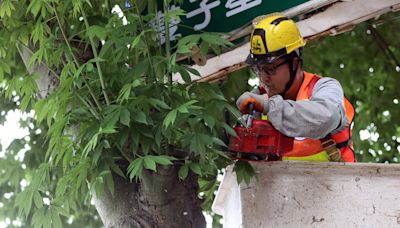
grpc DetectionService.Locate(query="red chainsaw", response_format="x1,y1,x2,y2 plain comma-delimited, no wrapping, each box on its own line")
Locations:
227,104,294,161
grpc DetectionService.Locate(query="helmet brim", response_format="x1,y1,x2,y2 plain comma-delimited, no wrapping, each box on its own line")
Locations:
245,53,284,66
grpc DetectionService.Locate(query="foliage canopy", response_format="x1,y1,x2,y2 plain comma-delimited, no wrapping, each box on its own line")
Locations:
0,0,238,227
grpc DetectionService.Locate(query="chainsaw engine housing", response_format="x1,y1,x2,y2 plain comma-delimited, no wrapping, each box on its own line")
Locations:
229,119,294,161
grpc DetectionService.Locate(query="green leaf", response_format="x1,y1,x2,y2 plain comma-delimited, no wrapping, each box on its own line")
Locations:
55,177,68,197
184,66,201,76
177,100,199,113
109,161,126,179
0,61,11,75
27,0,43,17
165,7,185,21
163,109,177,128
178,165,189,180
31,23,44,45
233,160,256,185
0,0,15,18
130,30,150,49
51,208,62,228
82,132,99,158
176,34,200,53
102,106,120,129
151,155,176,165
201,33,233,47
177,66,192,84
148,98,171,110
86,62,94,72
212,148,231,159
31,207,46,228
225,103,242,117
20,95,31,111
212,137,227,147
117,84,132,103
132,110,147,124
101,127,117,134
127,158,144,181
189,163,202,175
91,144,103,166
105,172,115,196
33,191,43,208
222,123,237,137
176,44,191,54
73,63,87,79
199,41,209,55
203,114,215,129
15,188,34,218
120,108,130,126
87,25,107,40
143,156,157,171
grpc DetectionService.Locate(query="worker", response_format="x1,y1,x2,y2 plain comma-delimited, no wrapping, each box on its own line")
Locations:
236,13,355,162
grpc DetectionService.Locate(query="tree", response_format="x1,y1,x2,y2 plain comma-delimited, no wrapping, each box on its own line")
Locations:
0,0,238,227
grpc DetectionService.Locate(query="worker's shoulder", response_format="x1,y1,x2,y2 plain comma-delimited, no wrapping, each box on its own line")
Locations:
310,75,344,98
313,75,343,89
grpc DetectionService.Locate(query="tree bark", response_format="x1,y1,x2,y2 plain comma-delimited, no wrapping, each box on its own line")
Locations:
93,165,206,228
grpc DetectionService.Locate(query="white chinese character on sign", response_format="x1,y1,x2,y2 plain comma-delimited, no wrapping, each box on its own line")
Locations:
225,0,262,17
151,5,182,45
186,0,221,31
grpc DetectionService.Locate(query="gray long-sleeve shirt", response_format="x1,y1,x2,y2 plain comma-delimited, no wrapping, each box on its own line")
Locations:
258,77,348,139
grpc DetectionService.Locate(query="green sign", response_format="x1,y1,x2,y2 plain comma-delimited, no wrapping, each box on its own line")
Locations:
149,0,309,44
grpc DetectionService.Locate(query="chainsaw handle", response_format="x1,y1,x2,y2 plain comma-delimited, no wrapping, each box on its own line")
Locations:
246,103,254,128
247,103,254,115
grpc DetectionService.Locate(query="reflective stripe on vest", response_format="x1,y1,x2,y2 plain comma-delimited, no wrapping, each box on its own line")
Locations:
282,72,355,162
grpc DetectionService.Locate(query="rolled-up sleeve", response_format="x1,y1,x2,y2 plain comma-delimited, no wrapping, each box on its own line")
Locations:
266,77,347,139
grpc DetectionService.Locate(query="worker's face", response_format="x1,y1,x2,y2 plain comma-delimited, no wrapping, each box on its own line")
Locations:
253,58,290,97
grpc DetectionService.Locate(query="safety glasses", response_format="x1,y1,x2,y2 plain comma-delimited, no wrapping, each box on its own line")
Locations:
252,60,288,75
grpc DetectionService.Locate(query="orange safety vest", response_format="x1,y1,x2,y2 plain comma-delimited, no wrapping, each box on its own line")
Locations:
281,72,355,162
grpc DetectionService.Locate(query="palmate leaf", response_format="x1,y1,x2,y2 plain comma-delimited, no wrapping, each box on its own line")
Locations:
87,25,107,40
50,207,62,228
233,160,257,185
127,157,144,181
117,84,132,103
15,188,34,218
163,109,177,128
200,33,233,47
82,132,99,158
31,207,46,228
176,34,201,54
129,155,176,179
27,0,43,17
0,0,15,18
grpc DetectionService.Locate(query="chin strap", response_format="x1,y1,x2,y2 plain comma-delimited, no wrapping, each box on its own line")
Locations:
280,57,300,96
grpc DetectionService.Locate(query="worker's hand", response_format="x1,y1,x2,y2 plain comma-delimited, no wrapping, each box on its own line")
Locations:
236,92,269,114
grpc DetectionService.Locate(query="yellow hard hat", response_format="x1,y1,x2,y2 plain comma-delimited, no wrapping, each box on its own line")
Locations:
246,13,306,65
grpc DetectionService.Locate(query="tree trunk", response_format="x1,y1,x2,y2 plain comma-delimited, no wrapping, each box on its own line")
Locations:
93,165,206,228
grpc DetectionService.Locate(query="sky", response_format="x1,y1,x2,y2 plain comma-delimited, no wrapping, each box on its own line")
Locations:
0,110,31,158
